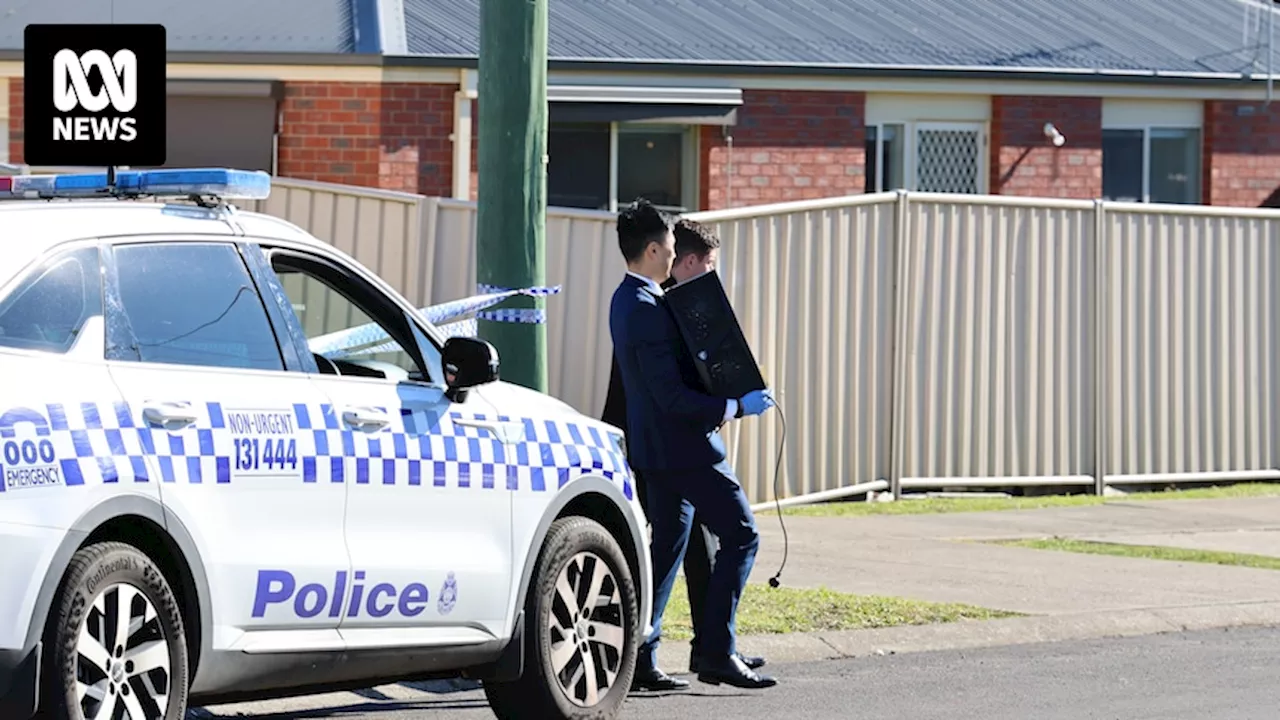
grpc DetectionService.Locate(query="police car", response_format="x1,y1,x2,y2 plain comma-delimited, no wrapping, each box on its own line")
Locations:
0,168,652,720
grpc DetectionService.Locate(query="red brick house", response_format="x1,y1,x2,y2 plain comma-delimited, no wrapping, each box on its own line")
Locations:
3,0,1279,210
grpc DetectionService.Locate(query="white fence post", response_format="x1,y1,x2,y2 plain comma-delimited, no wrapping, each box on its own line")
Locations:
1094,198,1108,496
889,189,911,500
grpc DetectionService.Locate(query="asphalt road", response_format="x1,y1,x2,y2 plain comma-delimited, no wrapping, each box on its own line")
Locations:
194,625,1280,719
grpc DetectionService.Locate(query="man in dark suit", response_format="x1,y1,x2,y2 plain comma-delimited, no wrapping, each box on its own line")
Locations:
608,199,778,691
602,217,766,684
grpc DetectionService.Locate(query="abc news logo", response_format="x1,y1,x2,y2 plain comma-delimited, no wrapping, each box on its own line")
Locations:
53,49,139,142
23,24,166,167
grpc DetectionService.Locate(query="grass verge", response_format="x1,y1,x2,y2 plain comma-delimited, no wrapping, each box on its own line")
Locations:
657,577,1019,641
989,537,1280,571
782,482,1280,518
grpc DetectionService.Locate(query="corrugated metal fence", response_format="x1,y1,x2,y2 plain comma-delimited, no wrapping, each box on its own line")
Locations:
248,178,1280,505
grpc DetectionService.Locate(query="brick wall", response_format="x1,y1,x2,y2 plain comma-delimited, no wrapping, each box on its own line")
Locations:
1204,101,1280,207
990,96,1102,199
277,82,455,195
700,90,866,210
8,79,22,164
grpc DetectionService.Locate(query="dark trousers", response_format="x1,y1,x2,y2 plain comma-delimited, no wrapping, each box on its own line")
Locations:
637,460,760,670
635,468,716,657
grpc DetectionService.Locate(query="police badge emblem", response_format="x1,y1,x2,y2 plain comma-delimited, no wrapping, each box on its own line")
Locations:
438,571,457,615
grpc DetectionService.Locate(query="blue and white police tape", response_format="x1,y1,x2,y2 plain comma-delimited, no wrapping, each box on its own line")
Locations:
308,284,562,357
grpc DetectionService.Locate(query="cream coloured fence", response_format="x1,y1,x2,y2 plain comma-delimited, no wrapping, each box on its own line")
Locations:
246,177,1280,505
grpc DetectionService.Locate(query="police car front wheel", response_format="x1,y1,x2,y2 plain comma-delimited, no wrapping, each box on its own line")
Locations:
484,516,639,720
43,541,190,720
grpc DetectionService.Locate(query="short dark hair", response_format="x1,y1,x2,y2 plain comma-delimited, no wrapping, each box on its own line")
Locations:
616,197,673,263
673,218,720,261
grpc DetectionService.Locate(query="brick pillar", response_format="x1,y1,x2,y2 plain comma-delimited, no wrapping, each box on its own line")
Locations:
9,78,23,165
277,81,456,195
1204,101,1280,207
990,96,1102,199
699,90,866,210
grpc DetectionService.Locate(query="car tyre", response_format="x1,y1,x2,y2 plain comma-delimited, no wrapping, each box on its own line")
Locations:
484,516,639,720
42,541,190,720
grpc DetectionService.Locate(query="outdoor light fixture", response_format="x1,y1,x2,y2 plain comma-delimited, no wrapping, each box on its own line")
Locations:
1044,122,1066,147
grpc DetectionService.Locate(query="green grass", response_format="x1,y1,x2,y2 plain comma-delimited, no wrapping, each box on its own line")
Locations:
657,577,1019,641
781,482,1280,518
989,537,1280,571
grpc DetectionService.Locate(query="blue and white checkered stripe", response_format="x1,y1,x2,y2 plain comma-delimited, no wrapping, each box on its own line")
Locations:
0,401,211,489
4,401,632,500
290,402,631,498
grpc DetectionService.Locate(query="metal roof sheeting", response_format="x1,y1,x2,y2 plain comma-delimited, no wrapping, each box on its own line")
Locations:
403,0,1276,75
0,0,1271,76
0,0,356,54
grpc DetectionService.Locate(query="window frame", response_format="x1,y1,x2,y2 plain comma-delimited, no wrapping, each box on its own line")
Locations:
1101,124,1203,204
610,121,700,213
547,120,700,212
865,122,906,193
244,238,447,389
101,237,291,374
0,240,106,358
865,120,989,194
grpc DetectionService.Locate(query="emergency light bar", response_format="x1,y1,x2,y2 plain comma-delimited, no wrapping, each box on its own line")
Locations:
0,168,271,201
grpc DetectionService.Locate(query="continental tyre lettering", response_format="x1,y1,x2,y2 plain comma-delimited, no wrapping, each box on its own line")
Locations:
252,570,437,619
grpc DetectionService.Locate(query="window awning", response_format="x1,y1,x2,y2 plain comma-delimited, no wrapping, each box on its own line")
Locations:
166,80,284,100
546,85,741,125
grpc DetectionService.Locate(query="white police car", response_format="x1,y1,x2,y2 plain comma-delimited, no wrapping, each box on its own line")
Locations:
0,168,652,720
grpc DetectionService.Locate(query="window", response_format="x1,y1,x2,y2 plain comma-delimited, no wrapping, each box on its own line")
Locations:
865,123,906,193
271,254,441,384
1102,127,1201,204
617,125,686,209
1101,129,1144,202
864,94,990,194
546,121,697,212
863,122,985,194
0,246,102,354
547,123,610,210
112,242,285,371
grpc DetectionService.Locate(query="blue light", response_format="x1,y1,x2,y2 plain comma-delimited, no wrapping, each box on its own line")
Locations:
0,167,272,200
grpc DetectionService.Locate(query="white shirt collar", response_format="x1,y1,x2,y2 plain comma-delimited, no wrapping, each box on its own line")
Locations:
627,270,665,296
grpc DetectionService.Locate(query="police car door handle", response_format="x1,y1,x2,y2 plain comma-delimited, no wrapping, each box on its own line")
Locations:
454,418,525,443
141,401,198,427
342,407,391,430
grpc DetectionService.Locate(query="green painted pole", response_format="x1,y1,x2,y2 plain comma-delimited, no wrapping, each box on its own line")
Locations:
475,0,549,392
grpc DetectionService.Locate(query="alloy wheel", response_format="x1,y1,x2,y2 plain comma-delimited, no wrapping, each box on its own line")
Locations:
548,551,627,708
75,582,172,720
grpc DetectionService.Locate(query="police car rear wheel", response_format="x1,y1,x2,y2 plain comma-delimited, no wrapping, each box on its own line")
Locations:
45,541,189,720
484,516,638,720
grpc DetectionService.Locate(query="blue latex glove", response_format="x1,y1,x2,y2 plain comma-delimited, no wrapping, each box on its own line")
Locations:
739,389,775,417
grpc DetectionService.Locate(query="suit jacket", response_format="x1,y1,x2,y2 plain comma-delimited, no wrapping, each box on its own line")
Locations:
607,273,729,472
602,276,674,432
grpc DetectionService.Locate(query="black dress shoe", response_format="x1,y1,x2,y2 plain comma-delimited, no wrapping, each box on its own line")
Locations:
631,666,690,691
696,654,778,689
689,651,765,674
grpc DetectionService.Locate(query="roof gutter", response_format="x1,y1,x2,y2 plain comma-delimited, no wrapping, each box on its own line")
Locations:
0,48,1274,87
381,55,1280,87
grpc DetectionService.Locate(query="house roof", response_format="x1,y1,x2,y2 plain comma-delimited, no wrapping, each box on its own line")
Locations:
0,0,359,54
0,0,1276,84
402,0,1279,79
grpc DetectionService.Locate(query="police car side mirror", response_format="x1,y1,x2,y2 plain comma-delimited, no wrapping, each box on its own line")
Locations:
441,336,500,402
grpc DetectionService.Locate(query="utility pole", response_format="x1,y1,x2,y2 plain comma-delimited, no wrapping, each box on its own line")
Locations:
475,0,549,392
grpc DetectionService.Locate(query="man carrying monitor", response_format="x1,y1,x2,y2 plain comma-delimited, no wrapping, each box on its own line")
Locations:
606,200,778,691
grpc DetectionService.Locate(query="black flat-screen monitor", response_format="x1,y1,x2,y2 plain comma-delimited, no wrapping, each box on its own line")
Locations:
662,270,767,399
